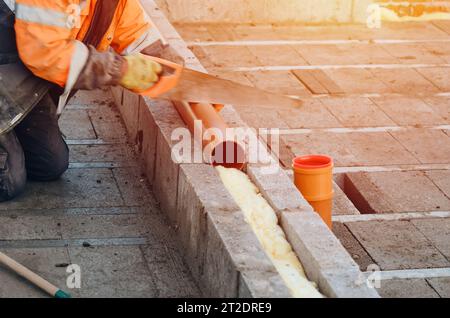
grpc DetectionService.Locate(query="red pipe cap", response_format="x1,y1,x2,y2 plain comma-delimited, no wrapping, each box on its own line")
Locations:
293,155,333,170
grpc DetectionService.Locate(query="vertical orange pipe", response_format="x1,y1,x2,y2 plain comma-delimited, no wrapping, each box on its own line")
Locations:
292,155,334,229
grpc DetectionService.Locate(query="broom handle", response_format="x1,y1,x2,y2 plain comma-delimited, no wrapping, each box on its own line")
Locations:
0,251,61,297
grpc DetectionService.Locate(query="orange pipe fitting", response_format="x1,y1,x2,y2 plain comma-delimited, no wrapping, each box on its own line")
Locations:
292,155,334,229
173,101,246,170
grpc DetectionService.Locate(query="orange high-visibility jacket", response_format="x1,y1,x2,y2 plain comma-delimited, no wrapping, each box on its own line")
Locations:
11,0,161,94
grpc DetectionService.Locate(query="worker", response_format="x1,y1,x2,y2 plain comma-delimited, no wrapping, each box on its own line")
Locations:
0,0,164,201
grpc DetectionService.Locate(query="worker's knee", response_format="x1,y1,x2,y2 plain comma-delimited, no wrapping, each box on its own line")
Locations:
27,145,69,181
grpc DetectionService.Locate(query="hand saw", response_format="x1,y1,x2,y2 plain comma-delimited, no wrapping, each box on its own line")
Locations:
133,56,302,109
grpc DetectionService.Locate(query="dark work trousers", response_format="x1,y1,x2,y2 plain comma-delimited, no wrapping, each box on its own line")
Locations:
0,93,69,202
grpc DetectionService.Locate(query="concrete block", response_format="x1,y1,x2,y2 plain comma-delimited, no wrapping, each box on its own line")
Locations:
118,89,141,143
281,212,379,298
137,99,158,183
144,99,186,223
203,208,278,297
110,86,124,107
247,165,313,216
347,220,450,270
238,270,292,298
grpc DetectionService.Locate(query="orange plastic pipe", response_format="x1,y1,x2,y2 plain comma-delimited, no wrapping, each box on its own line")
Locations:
292,155,334,229
173,101,246,170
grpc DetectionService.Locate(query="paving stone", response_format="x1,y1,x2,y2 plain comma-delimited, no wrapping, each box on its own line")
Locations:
234,106,290,129
411,218,450,260
293,44,357,65
425,170,450,198
202,46,261,68
59,110,96,140
417,67,450,92
0,248,71,298
68,89,113,106
283,131,419,167
189,46,216,69
292,69,330,94
58,214,150,239
346,220,450,270
248,45,307,66
175,24,214,41
324,68,392,94
391,129,450,164
210,70,255,86
0,215,60,240
140,244,201,298
371,68,440,94
68,246,156,298
88,106,128,142
244,70,310,96
378,279,440,298
278,99,342,129
371,96,447,126
425,42,450,63
427,277,450,298
69,144,132,163
113,167,156,207
336,43,397,65
332,222,375,271
380,43,447,64
206,24,236,41
321,97,395,127
0,169,123,211
345,171,450,214
423,97,450,123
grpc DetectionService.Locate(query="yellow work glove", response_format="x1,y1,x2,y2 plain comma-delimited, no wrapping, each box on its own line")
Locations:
120,53,162,91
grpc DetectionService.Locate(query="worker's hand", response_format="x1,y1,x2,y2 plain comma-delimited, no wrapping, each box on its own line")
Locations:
120,53,162,91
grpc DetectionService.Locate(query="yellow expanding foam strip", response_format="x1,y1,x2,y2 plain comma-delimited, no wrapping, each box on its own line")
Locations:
216,166,324,298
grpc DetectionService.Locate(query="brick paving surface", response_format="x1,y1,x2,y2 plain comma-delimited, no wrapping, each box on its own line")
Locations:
176,21,450,297
0,90,200,298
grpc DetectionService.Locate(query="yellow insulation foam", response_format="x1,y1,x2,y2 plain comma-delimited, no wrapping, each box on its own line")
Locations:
216,166,323,298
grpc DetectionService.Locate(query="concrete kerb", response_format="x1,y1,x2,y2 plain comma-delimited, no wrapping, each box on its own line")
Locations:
111,0,380,298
